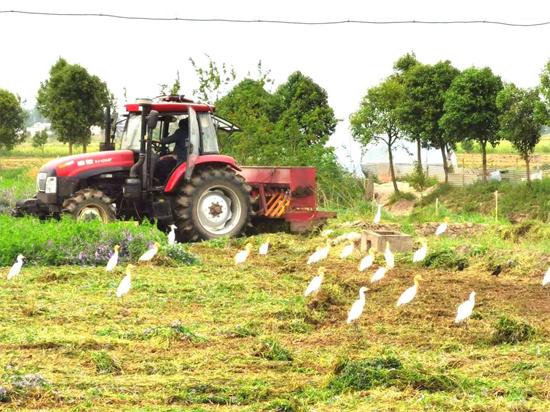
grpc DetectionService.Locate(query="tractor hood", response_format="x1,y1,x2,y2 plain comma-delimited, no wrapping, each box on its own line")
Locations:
39,150,135,177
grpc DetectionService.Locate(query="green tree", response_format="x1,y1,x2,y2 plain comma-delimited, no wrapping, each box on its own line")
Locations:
32,130,49,153
190,56,238,104
392,53,426,172
400,61,460,182
274,71,337,147
440,67,503,182
496,84,549,183
215,79,280,164
540,59,550,106
37,58,110,154
0,89,26,151
350,76,405,194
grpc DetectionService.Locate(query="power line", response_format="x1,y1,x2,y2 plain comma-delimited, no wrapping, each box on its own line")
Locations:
0,9,550,27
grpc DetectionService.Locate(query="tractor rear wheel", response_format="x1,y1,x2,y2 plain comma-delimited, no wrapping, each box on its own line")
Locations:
62,188,115,223
174,167,251,241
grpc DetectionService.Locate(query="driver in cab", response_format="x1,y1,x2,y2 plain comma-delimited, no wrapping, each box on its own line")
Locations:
161,117,189,163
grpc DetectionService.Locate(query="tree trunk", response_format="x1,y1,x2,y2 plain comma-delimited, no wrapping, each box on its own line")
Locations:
416,137,423,173
83,143,87,153
525,156,531,185
480,141,488,182
388,141,399,194
440,146,449,183
445,145,454,173
68,142,73,155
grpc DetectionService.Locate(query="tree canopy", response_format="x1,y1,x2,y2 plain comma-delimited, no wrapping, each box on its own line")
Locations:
37,58,110,154
399,60,460,181
440,67,503,181
496,84,549,182
350,76,405,193
0,88,26,151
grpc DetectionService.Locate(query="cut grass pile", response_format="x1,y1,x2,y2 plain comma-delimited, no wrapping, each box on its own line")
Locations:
0,215,197,266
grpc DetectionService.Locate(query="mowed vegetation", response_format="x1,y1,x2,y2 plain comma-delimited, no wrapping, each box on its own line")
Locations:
1,167,550,410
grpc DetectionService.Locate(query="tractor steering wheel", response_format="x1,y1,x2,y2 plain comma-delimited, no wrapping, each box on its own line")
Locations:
151,140,164,154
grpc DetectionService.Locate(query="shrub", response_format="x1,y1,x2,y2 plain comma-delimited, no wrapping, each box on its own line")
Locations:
492,316,536,344
0,215,197,266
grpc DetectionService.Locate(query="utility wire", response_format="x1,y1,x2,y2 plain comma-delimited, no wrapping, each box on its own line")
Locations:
0,9,549,27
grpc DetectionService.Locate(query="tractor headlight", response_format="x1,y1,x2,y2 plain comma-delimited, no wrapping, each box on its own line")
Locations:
36,172,47,192
45,177,57,194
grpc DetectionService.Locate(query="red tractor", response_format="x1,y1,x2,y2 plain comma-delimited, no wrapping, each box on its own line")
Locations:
14,96,334,240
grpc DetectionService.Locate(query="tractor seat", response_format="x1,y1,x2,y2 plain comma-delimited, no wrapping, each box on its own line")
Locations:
154,155,178,185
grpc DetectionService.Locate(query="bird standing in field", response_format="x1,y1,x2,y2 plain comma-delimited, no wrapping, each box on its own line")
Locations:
455,291,476,324
347,286,368,324
358,248,376,272
396,275,423,307
304,267,325,297
384,242,395,269
234,243,252,265
412,238,428,263
542,268,550,286
320,229,334,237
7,254,24,280
258,239,270,256
370,266,388,284
373,204,382,224
307,243,331,265
345,232,362,243
435,218,449,236
105,245,120,272
340,242,355,259
167,225,177,246
139,242,160,262
116,264,134,298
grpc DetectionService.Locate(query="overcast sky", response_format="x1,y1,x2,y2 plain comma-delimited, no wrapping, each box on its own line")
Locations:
1,0,550,171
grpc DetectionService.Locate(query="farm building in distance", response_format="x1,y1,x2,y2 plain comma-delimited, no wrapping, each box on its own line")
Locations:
361,137,457,182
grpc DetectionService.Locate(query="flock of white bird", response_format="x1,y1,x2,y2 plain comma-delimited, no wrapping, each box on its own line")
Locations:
231,211,549,327
5,213,550,327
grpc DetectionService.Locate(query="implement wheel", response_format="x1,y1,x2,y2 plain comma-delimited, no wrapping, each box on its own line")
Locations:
62,188,115,223
174,167,252,241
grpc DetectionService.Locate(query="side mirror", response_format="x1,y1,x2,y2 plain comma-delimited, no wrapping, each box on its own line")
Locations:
147,110,159,130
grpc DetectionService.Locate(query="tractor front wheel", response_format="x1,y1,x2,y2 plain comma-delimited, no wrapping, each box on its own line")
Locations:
174,167,251,241
62,188,115,223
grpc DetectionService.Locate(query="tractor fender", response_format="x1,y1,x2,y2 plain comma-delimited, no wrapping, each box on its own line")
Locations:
164,155,241,193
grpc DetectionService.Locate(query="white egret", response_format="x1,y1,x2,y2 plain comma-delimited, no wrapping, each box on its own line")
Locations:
412,238,428,263
345,232,362,242
7,254,24,280
307,244,330,265
234,243,252,265
435,218,449,236
542,268,550,286
138,242,160,262
396,275,423,307
320,229,334,237
167,224,177,246
116,264,134,298
455,291,476,323
340,243,355,259
304,267,325,297
358,248,376,272
258,239,270,256
373,204,382,224
347,286,368,324
105,245,120,272
384,242,395,269
370,266,388,284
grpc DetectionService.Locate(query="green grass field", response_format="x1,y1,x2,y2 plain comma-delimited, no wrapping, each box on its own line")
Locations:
0,159,549,410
